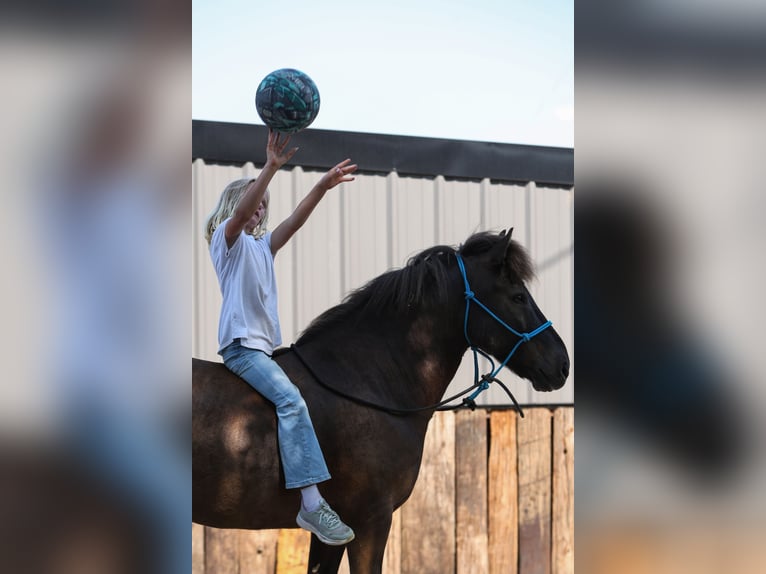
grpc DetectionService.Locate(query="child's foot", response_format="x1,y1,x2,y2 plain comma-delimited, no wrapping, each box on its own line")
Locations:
296,498,355,546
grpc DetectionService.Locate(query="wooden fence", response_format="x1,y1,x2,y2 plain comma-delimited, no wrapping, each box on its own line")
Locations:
192,407,573,574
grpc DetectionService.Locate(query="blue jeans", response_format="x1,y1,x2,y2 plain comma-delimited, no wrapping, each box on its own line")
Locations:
221,341,331,489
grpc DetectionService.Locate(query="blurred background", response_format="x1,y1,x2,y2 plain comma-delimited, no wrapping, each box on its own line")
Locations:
0,1,189,572
576,1,766,573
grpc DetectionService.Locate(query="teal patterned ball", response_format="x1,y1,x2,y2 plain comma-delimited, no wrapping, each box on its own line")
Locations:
255,68,320,133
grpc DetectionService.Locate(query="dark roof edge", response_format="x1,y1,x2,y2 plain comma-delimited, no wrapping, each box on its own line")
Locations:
193,120,574,187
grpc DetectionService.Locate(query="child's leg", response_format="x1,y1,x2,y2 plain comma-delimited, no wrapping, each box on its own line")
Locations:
300,483,322,511
222,343,353,544
221,342,331,489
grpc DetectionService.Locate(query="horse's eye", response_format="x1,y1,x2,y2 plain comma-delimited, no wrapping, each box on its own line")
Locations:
512,293,526,304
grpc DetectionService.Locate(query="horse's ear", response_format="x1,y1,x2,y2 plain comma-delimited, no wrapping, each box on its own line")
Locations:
489,230,515,268
490,229,524,277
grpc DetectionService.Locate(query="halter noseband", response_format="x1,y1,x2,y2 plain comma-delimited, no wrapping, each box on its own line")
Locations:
455,252,552,415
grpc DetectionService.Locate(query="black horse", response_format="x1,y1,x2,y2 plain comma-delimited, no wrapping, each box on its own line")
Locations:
192,229,570,574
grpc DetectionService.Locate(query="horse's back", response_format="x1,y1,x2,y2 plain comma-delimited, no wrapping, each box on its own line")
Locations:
192,356,276,441
192,357,232,390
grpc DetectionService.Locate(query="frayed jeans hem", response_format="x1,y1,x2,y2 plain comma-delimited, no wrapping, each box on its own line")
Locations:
286,474,332,490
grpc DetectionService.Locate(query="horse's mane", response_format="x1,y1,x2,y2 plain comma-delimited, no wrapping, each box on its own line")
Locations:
297,231,534,344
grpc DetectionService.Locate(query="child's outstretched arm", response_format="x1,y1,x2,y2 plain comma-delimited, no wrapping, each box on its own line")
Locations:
224,130,297,248
270,159,357,255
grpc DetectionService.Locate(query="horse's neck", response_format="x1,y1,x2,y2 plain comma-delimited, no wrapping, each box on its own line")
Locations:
398,310,467,404
300,305,467,408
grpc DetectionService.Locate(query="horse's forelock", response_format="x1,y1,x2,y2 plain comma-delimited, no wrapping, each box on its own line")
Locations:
459,231,535,283
504,241,535,283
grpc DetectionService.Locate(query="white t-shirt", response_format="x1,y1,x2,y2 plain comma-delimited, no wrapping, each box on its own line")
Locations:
210,219,282,354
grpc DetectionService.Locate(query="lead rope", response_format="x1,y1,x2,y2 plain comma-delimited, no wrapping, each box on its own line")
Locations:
290,343,489,416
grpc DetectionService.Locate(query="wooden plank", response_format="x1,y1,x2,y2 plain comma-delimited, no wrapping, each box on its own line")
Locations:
551,409,574,574
401,411,456,574
240,529,279,574
192,523,205,574
382,508,402,574
276,528,311,574
205,527,239,574
489,410,518,574
455,409,489,574
517,408,552,574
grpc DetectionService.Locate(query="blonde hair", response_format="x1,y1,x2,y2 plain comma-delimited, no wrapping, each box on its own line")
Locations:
204,178,270,244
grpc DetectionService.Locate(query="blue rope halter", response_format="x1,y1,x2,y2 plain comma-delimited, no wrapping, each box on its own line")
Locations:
455,252,552,415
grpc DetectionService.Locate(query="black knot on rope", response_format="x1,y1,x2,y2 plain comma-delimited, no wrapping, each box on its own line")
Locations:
461,377,491,411
456,375,525,417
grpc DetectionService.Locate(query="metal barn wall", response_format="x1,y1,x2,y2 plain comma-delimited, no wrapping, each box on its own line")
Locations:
192,160,573,407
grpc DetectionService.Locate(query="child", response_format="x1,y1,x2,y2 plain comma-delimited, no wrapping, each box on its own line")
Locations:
204,129,357,545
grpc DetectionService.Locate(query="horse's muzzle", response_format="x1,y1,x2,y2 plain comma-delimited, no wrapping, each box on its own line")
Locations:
532,356,570,392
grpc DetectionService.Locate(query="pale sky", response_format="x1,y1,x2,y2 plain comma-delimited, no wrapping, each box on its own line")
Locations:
193,0,573,148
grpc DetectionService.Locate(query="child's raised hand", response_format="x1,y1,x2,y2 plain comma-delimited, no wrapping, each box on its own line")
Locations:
321,159,357,190
266,129,299,168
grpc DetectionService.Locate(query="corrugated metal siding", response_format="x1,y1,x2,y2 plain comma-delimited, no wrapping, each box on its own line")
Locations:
192,159,574,406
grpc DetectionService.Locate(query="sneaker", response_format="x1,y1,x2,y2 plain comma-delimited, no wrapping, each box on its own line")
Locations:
296,498,355,546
